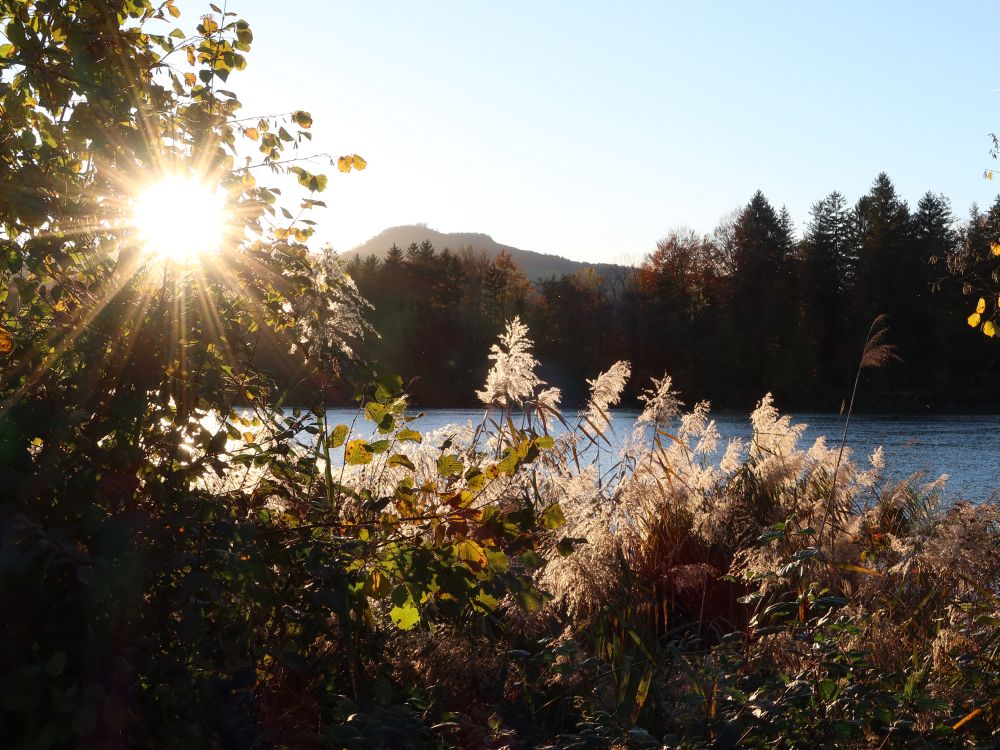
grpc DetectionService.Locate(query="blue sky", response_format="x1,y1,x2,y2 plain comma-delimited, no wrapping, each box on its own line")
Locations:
218,1,1000,264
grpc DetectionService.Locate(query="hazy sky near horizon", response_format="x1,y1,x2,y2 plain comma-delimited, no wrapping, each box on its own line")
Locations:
215,1,1000,264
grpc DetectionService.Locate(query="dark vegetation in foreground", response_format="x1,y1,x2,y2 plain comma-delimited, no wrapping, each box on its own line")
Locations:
341,184,1000,411
5,2,1000,749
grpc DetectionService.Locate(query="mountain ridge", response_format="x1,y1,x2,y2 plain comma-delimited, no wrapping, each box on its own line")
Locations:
341,224,628,282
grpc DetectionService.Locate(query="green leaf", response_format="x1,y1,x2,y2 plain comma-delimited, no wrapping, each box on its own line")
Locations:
364,401,394,431
437,454,464,477
516,587,544,612
497,449,519,475
818,678,837,701
484,547,509,572
368,439,390,454
519,550,545,569
557,536,586,556
539,502,566,530
633,664,654,717
389,589,420,629
396,428,422,443
330,424,349,448
289,166,327,192
387,453,415,471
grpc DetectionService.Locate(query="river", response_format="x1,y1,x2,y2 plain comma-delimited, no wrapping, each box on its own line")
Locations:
321,408,1000,502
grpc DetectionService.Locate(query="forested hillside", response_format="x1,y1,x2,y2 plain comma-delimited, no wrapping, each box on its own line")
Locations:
345,175,1000,410
344,224,626,282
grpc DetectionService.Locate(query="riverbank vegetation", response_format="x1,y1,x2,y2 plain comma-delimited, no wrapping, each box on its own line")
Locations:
345,185,1000,411
3,2,1000,748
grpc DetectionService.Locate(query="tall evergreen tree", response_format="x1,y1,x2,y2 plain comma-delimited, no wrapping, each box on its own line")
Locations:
911,192,959,396
384,243,404,267
851,173,911,323
727,191,799,398
849,173,913,402
800,192,852,393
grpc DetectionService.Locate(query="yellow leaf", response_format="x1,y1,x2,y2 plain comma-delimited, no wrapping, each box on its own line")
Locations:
243,432,255,443
166,1,180,18
186,46,195,66
183,72,195,86
992,242,1000,256
977,297,986,314
337,156,353,173
351,154,367,170
989,172,995,181
835,562,881,576
985,321,996,337
243,126,259,141
345,439,374,465
969,312,982,328
456,539,488,568
0,328,12,354
68,159,83,173
201,16,219,34
954,707,983,731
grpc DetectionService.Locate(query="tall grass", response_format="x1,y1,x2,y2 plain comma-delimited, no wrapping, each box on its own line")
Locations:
220,317,1000,747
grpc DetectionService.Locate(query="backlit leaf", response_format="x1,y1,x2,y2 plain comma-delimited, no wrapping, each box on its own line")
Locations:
387,453,415,470
437,454,464,477
968,312,982,328
351,154,367,170
540,502,566,530
345,439,373,465
337,156,353,173
292,110,312,128
0,328,12,354
390,587,420,629
985,321,996,337
330,424,349,448
977,297,986,314
456,539,488,568
992,242,1000,256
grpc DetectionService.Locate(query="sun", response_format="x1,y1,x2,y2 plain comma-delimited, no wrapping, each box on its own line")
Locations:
133,175,227,262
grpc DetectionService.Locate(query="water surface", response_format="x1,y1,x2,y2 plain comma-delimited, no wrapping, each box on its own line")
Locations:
321,408,1000,502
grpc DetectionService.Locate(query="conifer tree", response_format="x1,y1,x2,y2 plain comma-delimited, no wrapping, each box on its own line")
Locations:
801,192,852,390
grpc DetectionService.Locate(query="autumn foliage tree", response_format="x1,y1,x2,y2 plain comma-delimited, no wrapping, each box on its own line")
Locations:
0,2,560,746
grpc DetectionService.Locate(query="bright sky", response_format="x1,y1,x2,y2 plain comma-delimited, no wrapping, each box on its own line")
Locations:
218,1,1000,265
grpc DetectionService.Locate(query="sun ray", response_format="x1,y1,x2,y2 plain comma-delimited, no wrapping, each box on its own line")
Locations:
0,248,152,413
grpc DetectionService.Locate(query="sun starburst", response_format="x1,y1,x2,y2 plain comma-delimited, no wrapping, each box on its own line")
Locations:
133,175,227,263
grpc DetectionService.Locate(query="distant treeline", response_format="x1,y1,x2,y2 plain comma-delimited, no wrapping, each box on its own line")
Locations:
341,173,1000,411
